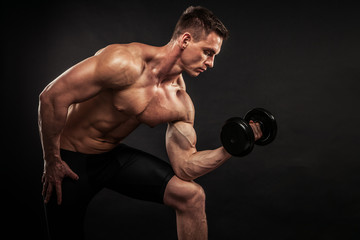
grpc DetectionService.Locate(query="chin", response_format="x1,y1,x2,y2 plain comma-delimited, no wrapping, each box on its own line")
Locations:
191,73,201,77
186,70,201,77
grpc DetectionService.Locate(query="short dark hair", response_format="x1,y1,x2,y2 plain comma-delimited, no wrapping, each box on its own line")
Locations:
171,6,229,42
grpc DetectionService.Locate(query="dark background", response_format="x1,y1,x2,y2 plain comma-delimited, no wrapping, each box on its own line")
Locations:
3,0,360,239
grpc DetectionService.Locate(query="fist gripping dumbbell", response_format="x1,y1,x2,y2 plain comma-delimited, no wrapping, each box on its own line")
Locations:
220,108,277,157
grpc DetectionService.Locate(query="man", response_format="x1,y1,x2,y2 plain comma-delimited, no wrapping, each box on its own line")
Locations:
39,6,262,240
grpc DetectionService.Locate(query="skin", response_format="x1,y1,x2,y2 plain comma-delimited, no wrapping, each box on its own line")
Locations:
39,31,262,240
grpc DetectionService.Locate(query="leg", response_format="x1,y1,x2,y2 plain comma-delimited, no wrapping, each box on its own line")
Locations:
45,149,98,240
103,144,207,238
45,178,89,240
104,144,175,204
164,176,207,240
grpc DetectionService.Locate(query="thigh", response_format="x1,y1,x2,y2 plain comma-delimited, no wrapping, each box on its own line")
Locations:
105,144,175,204
45,179,88,240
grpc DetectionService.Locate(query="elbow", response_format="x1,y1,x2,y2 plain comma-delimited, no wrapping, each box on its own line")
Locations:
38,90,52,121
39,86,63,107
39,91,49,113
39,88,51,105
173,162,198,182
174,171,195,182
38,88,58,115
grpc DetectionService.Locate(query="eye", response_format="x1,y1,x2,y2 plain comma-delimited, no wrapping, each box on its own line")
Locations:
204,50,212,56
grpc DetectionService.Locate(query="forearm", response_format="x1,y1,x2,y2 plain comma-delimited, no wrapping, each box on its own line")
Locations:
176,146,231,181
38,92,69,161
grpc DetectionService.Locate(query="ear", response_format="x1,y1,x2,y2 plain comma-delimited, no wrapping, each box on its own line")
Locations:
180,32,192,49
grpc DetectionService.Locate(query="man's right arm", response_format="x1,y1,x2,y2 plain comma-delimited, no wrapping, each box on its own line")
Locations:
39,55,107,204
39,45,138,204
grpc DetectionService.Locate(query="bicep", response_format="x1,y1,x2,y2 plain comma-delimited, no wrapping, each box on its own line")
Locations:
166,121,197,165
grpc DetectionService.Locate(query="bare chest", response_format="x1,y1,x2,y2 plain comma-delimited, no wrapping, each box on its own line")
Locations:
113,82,192,127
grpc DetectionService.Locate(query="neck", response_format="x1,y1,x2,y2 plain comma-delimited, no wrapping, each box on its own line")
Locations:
152,40,183,82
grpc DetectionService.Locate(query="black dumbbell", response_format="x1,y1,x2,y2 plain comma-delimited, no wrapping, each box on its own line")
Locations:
220,108,277,157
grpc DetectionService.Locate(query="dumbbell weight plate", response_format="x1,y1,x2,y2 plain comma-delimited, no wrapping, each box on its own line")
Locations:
244,108,277,146
220,117,255,157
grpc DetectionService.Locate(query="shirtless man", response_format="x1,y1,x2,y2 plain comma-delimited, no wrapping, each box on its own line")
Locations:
39,6,262,240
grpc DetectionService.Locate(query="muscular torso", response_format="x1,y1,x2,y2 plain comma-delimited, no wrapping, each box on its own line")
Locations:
60,44,194,154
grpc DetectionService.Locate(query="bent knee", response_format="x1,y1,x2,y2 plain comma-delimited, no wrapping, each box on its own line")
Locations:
164,176,205,211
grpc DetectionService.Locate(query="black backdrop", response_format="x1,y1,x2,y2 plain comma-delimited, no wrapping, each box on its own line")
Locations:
3,1,360,239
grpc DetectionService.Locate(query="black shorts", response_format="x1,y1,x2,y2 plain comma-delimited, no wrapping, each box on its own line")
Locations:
45,144,175,240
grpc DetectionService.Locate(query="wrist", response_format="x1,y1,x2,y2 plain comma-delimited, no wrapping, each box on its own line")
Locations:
43,152,61,163
221,146,232,158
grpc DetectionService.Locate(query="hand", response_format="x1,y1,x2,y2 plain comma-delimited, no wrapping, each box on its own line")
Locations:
249,120,263,141
42,158,79,205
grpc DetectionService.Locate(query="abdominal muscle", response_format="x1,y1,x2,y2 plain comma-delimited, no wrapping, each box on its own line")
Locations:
60,93,141,154
60,119,139,154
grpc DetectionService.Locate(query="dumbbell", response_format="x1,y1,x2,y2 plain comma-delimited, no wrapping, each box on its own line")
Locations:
220,108,277,157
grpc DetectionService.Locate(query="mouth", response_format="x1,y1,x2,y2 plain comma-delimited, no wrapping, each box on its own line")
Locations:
197,68,207,73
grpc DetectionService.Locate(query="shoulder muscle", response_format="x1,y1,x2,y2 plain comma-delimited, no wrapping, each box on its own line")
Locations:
95,44,145,88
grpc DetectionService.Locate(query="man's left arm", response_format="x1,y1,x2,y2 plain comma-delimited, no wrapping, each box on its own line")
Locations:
166,121,231,181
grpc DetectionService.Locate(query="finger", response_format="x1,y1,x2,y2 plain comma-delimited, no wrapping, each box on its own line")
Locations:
67,168,79,181
254,125,261,140
55,181,62,205
249,121,260,139
44,184,53,204
256,122,263,138
42,180,47,197
62,161,79,180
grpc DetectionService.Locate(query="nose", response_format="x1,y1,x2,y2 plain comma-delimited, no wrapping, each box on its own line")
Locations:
204,56,214,69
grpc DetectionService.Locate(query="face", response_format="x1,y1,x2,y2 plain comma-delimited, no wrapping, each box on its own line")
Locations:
180,31,223,77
